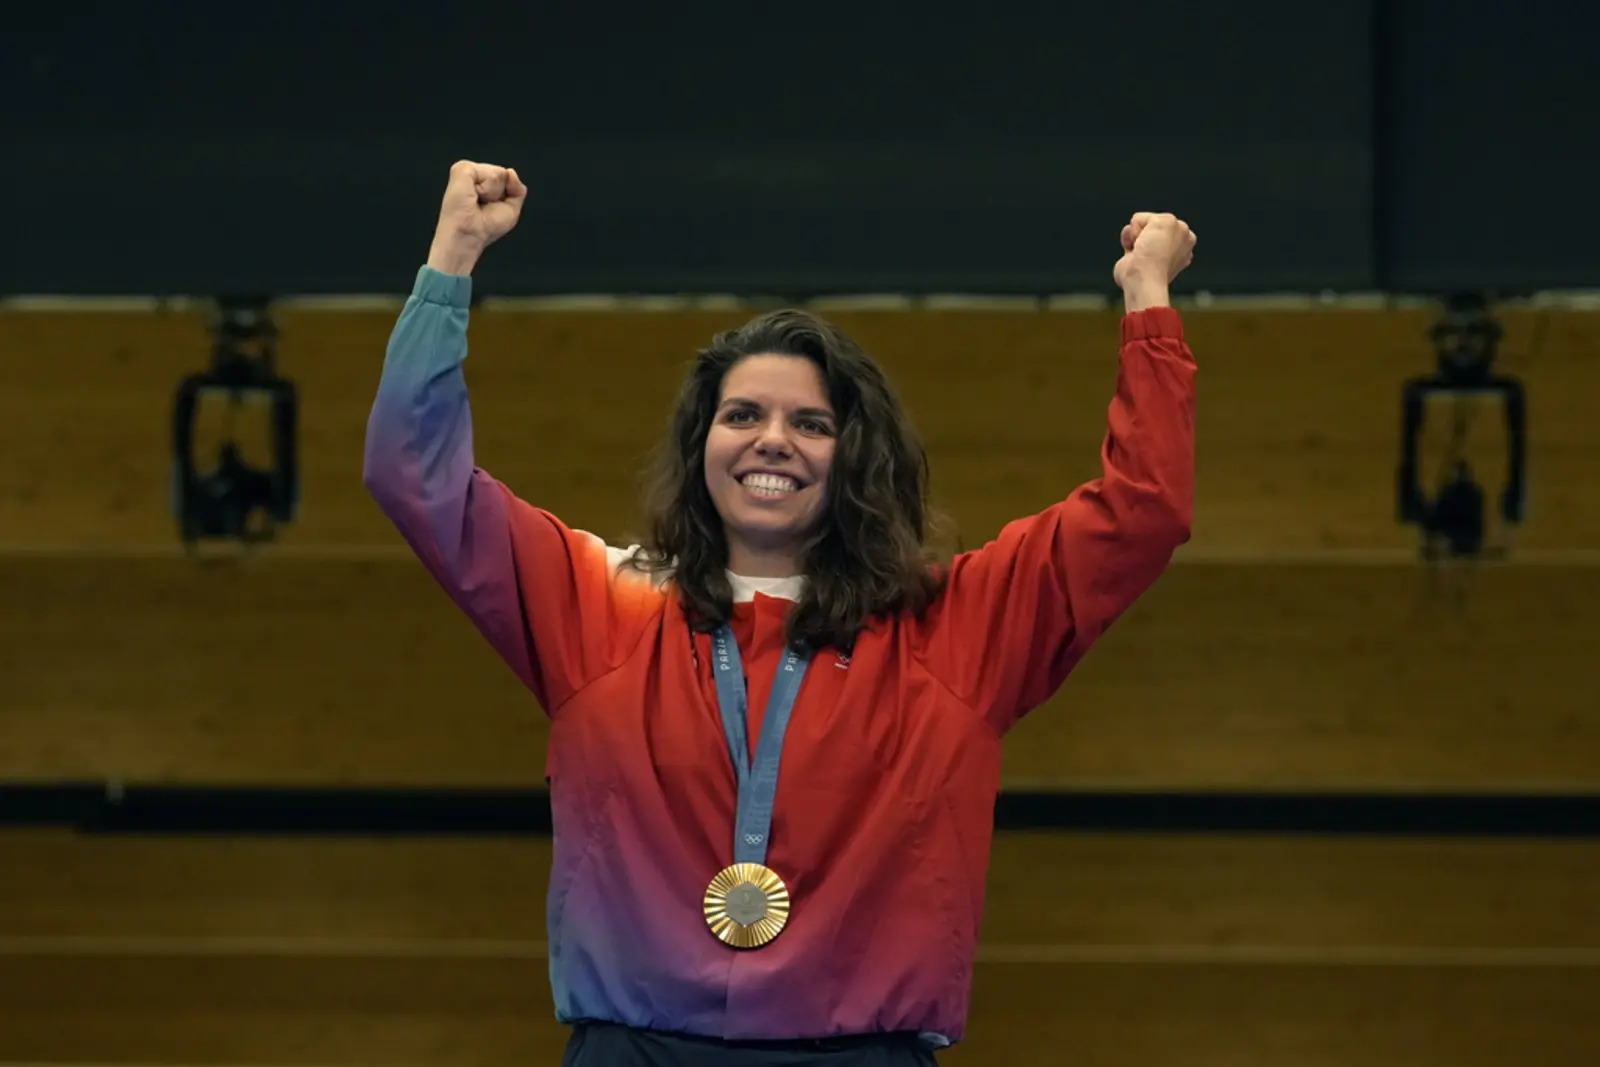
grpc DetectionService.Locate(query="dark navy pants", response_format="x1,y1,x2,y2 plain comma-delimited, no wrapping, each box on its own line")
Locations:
561,1022,940,1066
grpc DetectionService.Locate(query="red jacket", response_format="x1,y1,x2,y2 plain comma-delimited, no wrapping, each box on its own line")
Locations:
364,266,1195,1048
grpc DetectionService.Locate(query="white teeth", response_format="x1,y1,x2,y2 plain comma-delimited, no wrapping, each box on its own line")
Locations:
741,473,798,495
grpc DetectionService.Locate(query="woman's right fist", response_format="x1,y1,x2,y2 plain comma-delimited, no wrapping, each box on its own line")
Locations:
427,160,527,275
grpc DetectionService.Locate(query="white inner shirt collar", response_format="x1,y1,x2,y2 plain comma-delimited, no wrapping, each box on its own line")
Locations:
728,572,806,603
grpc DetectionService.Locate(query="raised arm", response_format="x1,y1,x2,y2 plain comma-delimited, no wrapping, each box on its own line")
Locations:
914,213,1198,734
363,161,658,713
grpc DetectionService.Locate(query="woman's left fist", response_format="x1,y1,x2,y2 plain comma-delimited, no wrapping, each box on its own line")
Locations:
1114,212,1197,289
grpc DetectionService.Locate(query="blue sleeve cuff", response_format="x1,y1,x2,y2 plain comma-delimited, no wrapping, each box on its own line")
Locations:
411,265,473,308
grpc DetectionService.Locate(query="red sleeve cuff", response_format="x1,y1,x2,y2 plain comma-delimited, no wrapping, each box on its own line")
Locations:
1120,305,1185,343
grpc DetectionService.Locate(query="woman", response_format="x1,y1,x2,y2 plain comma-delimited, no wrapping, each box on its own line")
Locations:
364,160,1197,1065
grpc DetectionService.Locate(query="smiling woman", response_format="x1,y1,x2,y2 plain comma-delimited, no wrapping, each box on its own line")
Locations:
707,354,837,571
362,159,1197,1066
623,309,949,654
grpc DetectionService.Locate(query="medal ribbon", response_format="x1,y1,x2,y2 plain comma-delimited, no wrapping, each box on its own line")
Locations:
710,625,811,867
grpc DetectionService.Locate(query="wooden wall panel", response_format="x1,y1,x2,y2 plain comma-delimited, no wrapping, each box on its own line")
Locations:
4,556,1593,790
3,830,1596,1066
4,305,1596,553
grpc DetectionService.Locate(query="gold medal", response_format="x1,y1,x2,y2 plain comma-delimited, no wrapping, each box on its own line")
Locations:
705,630,810,950
704,862,790,949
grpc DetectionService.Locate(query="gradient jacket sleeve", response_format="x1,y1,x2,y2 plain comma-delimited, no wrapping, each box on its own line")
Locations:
913,305,1196,735
362,266,659,715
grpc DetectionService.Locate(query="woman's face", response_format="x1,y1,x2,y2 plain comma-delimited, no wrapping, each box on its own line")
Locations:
702,354,837,577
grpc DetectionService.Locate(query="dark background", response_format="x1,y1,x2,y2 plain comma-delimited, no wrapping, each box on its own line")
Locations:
3,1,1593,297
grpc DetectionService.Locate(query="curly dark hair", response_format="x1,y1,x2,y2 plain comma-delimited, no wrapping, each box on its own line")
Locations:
623,308,951,652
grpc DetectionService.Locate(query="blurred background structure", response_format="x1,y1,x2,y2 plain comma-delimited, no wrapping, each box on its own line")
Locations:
3,3,1599,1064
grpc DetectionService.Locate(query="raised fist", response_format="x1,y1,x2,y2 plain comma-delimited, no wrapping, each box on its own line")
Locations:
1113,212,1196,290
427,160,527,275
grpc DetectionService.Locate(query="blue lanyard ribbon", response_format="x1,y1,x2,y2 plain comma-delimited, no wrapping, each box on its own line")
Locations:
710,625,812,866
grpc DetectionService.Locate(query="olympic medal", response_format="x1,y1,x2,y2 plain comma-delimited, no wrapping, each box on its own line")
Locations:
704,862,789,948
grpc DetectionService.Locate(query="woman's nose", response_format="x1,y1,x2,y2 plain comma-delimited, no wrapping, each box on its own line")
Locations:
753,417,793,456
